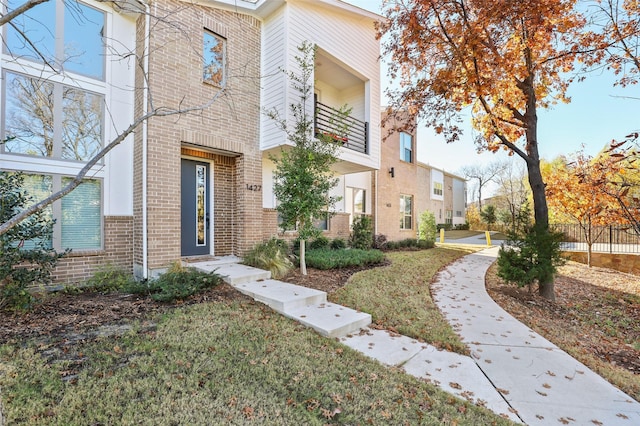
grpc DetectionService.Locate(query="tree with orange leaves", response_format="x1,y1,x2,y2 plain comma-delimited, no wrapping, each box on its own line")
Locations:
378,0,590,300
544,153,615,267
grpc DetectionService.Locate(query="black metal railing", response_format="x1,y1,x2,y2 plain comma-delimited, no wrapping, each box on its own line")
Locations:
314,99,368,154
551,223,640,254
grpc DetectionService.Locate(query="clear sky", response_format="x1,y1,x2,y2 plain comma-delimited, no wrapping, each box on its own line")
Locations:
345,0,640,177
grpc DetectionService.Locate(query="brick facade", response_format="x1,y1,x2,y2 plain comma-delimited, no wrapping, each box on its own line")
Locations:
262,209,351,244
133,0,263,277
52,216,133,284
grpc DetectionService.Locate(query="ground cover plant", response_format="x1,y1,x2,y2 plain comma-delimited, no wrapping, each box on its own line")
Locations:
328,248,475,354
305,248,384,270
0,292,512,425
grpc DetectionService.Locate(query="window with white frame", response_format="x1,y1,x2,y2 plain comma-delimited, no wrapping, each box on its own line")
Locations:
1,0,108,251
399,194,412,230
353,188,366,215
433,182,443,196
19,174,103,251
203,30,226,86
400,132,412,163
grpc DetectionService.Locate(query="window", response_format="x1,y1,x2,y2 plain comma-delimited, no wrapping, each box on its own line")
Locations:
400,132,412,163
445,210,453,225
203,31,226,86
313,213,329,231
3,71,104,160
433,182,443,196
455,210,463,217
20,173,102,250
399,194,412,230
5,0,106,80
353,188,366,214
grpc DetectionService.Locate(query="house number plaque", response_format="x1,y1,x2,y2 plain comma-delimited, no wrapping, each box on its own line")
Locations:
245,184,262,191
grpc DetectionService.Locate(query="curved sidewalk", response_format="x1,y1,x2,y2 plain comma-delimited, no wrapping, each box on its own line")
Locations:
431,247,640,425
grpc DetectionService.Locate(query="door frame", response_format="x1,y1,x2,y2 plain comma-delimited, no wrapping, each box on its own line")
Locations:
181,156,215,256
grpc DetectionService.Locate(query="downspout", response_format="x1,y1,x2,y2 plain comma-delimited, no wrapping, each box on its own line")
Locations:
140,0,150,279
374,169,378,235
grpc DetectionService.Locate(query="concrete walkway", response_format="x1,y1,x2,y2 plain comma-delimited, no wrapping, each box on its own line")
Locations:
192,250,640,425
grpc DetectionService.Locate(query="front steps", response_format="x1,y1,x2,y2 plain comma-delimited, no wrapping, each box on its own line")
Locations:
189,260,371,338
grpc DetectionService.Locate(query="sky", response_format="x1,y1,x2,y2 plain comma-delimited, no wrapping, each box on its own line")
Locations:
345,0,640,177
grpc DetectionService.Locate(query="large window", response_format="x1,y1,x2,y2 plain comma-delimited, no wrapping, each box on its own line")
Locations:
20,174,103,250
4,0,106,80
400,194,412,230
400,132,412,163
3,71,104,160
203,30,226,86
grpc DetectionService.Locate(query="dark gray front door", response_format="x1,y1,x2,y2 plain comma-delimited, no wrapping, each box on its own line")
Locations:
181,159,210,256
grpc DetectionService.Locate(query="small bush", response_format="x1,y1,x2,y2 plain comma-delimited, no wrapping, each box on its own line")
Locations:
84,264,136,293
436,223,452,231
372,234,387,249
454,223,470,230
243,238,293,279
418,211,437,243
330,238,347,250
309,235,330,250
385,238,434,251
305,248,384,270
350,215,373,250
125,262,222,302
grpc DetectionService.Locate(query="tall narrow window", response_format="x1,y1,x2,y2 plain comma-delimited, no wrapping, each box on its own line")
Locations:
353,188,366,214
400,194,413,230
400,132,412,163
203,31,226,86
196,165,207,246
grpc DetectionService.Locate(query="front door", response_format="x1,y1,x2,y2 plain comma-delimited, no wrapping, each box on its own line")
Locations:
181,159,211,256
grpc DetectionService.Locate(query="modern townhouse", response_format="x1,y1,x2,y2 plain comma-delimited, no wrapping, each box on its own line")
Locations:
375,111,467,241
0,0,382,283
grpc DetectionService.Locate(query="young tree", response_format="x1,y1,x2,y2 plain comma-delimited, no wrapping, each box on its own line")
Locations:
378,0,591,299
494,161,531,233
0,0,232,237
480,204,497,231
266,43,343,275
544,153,614,266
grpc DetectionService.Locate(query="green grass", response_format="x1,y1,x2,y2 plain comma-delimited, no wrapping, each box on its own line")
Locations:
0,300,513,425
330,248,474,354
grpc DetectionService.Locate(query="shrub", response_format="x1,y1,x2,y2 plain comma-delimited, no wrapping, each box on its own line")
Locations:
305,248,384,270
330,238,347,250
436,223,452,231
385,238,434,251
126,262,222,302
372,234,388,249
84,264,136,293
350,215,373,250
454,223,470,230
497,225,565,292
0,172,66,310
309,235,330,250
418,211,437,243
243,238,293,279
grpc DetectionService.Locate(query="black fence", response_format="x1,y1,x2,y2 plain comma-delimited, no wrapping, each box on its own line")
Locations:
551,223,640,254
314,99,368,154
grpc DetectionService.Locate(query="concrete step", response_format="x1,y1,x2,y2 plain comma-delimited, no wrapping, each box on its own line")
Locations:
193,262,271,285
285,302,372,338
233,279,326,312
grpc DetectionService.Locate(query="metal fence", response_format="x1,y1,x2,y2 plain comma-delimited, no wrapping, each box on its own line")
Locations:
550,223,640,254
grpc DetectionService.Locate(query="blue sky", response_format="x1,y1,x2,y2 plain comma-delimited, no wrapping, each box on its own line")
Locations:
346,0,640,176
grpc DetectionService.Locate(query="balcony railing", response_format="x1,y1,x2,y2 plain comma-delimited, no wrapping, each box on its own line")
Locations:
314,99,368,154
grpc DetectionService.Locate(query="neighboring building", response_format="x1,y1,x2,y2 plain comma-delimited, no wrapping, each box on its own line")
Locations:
375,111,466,241
0,0,382,283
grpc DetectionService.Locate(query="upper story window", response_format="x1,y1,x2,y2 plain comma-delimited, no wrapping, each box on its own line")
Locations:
400,132,412,163
4,0,106,80
434,182,443,196
203,30,226,86
2,71,104,161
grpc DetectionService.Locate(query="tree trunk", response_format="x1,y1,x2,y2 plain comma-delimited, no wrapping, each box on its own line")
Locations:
299,239,307,276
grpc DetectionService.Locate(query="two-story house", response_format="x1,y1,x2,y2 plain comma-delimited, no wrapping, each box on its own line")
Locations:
376,110,466,241
0,0,382,283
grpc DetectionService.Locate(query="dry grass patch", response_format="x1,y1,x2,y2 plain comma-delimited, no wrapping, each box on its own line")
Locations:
330,248,475,354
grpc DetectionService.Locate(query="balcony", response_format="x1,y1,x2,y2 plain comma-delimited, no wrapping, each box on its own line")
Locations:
314,98,368,154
